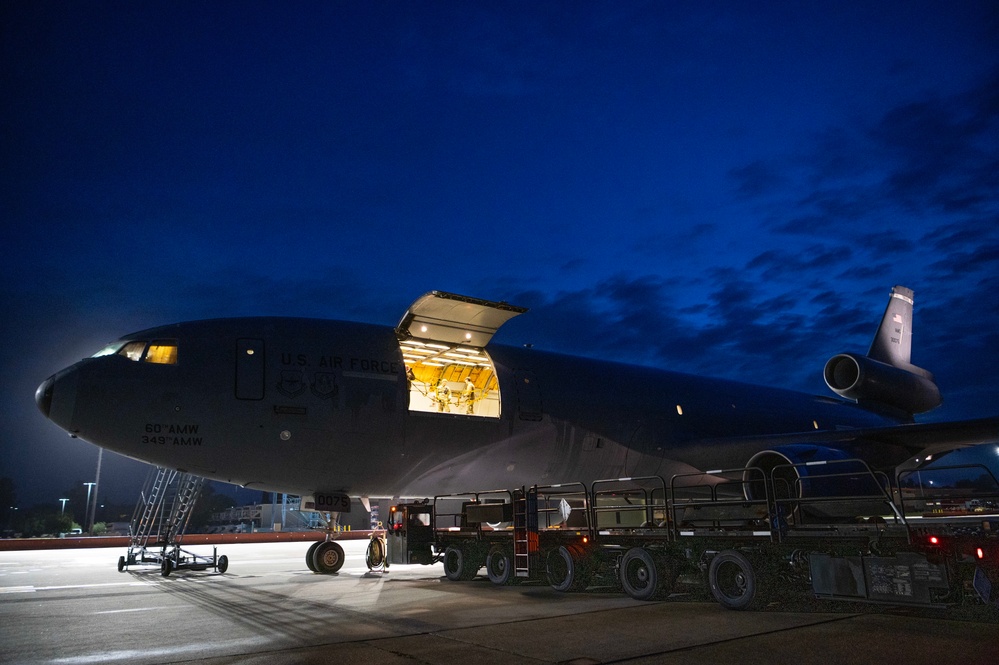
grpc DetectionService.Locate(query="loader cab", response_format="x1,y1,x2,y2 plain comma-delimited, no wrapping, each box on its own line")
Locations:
386,502,435,565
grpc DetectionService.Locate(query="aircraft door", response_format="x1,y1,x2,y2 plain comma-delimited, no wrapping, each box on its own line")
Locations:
236,339,265,400
515,370,543,421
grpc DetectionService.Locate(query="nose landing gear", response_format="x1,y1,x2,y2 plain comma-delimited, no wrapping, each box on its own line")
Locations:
306,510,347,574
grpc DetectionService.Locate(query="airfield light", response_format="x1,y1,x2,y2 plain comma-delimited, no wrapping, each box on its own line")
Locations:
676,405,683,415
246,349,254,355
59,498,68,513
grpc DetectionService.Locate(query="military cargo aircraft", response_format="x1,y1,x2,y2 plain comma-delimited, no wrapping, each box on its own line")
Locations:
35,286,998,571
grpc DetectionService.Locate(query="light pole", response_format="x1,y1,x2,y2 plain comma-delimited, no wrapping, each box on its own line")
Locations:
83,482,96,532
59,498,68,514
87,448,103,533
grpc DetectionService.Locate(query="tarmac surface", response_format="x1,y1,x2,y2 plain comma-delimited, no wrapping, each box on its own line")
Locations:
1,540,996,665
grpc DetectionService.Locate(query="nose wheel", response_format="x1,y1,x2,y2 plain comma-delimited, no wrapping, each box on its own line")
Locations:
310,541,345,574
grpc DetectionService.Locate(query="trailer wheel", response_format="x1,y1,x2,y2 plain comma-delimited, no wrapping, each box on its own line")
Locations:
305,541,321,572
443,546,478,581
620,547,673,601
486,546,514,585
117,555,126,572
547,544,590,592
161,558,173,577
708,550,757,610
217,555,229,574
313,541,345,574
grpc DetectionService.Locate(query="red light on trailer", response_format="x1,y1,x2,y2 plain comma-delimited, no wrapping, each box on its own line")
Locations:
929,536,940,545
977,547,985,560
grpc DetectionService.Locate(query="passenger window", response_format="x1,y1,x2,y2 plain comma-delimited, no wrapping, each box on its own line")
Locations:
118,341,147,362
401,341,501,418
145,342,178,365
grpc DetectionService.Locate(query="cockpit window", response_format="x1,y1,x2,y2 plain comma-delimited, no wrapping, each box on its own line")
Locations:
91,342,125,358
106,340,179,364
118,341,147,361
145,342,178,365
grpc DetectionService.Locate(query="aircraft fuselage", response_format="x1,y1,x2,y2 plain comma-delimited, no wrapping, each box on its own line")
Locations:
37,316,900,499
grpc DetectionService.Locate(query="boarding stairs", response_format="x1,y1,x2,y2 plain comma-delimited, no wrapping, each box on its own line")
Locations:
118,466,227,576
131,467,203,548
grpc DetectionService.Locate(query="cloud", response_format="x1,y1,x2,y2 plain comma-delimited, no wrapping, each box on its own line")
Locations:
734,67,999,242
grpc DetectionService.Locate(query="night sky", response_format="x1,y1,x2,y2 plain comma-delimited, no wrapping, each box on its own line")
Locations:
3,2,998,509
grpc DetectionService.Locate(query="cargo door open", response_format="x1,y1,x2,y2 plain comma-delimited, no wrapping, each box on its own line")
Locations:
396,291,527,418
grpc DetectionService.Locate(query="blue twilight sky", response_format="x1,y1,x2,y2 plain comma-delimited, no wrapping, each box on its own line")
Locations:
2,2,998,507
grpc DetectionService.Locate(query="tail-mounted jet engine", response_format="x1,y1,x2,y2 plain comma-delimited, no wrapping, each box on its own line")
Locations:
822,285,941,416
823,353,941,415
743,444,883,502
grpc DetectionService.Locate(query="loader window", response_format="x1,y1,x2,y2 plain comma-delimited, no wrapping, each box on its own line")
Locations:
401,340,501,418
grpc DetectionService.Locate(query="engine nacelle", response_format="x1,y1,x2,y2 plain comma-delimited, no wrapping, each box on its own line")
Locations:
823,353,941,415
743,444,882,501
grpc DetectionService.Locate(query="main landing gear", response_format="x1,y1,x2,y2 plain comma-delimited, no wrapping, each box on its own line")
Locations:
306,510,346,574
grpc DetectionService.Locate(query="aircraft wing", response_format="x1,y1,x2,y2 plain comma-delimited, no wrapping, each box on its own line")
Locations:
693,416,999,458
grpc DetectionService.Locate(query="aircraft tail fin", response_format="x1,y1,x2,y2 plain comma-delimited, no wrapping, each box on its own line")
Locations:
867,285,914,369
823,285,941,415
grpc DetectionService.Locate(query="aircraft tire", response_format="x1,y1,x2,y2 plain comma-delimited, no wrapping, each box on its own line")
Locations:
620,547,672,601
305,541,321,572
547,544,590,592
217,555,229,574
313,541,345,574
117,555,126,572
708,550,757,610
485,545,514,585
443,546,478,581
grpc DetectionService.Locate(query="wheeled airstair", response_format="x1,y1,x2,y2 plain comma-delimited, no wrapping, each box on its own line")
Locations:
117,466,228,576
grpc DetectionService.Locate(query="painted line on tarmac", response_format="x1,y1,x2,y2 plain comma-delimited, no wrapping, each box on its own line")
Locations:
49,636,272,664
0,581,156,594
93,607,160,615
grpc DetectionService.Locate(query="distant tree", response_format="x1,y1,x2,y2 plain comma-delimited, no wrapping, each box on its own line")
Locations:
17,507,76,537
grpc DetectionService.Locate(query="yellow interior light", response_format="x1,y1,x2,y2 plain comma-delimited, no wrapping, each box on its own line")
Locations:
145,344,178,365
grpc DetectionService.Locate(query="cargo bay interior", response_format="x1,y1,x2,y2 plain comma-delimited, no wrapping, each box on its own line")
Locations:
401,340,500,417
395,291,527,419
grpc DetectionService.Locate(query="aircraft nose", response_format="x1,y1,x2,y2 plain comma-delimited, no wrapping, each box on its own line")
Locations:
35,375,55,417
35,366,80,432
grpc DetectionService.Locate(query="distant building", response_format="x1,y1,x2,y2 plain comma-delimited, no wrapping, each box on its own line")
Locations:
208,495,373,533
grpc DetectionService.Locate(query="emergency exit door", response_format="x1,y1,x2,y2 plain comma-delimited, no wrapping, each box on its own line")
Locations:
236,338,265,400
